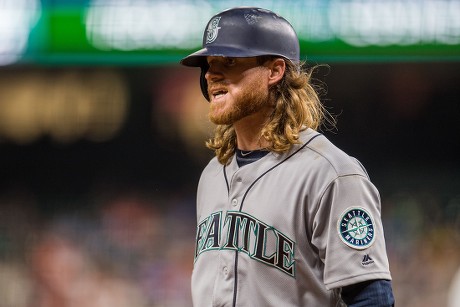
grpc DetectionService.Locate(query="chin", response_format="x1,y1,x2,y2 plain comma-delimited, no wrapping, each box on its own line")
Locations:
209,115,229,125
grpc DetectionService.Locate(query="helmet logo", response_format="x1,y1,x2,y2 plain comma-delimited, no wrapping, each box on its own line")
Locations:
206,17,221,44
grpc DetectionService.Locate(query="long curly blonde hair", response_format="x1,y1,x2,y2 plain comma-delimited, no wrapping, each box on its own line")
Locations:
206,58,332,165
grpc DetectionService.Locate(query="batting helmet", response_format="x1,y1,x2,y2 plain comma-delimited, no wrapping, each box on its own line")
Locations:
180,7,300,101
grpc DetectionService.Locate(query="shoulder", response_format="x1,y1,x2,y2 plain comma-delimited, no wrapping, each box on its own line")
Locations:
200,156,223,178
296,129,369,178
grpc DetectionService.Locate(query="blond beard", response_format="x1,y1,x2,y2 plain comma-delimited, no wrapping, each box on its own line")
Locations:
208,79,269,125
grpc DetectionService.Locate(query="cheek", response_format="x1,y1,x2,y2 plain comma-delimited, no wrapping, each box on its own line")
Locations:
222,85,243,104
242,73,269,96
236,71,267,92
217,67,269,104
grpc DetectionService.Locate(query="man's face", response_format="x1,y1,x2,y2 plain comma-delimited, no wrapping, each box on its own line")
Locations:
205,56,271,125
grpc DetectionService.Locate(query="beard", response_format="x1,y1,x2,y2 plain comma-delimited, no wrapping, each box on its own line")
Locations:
208,76,269,125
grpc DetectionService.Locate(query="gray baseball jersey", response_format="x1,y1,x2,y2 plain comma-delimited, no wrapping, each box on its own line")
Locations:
192,128,392,306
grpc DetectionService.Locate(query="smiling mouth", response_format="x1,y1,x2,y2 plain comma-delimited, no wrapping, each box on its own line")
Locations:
210,89,228,100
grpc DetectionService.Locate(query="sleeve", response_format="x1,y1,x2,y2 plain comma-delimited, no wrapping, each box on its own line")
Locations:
311,174,392,290
341,279,395,306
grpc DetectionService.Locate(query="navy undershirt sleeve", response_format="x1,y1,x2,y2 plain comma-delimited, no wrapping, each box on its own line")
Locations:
341,279,395,307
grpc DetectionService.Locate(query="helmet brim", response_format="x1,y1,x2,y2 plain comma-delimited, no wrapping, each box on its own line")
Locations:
180,45,268,67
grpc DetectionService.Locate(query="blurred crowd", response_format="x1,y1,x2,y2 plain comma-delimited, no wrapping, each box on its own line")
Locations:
0,179,458,307
382,189,460,307
0,186,196,307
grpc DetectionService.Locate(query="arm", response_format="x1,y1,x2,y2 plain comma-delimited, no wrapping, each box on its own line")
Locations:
341,279,395,307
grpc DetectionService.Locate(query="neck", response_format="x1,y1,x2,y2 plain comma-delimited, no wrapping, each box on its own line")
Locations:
234,110,271,151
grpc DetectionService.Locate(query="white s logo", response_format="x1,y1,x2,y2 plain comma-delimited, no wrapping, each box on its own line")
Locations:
206,17,221,44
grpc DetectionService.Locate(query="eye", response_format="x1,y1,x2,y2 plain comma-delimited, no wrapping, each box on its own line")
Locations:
224,57,236,66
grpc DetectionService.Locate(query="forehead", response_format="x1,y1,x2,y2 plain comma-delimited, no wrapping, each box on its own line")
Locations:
206,56,258,64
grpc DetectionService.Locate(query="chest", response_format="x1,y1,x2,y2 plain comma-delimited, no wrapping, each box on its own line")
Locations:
195,157,327,274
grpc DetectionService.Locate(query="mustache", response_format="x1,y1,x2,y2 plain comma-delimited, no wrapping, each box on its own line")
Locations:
208,82,228,90
207,82,228,96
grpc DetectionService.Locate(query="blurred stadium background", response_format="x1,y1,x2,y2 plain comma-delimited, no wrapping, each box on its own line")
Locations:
0,0,459,306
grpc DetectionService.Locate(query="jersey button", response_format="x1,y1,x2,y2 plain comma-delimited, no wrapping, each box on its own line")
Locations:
223,266,229,275
231,199,238,207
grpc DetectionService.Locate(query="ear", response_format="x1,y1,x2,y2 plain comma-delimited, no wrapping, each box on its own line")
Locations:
267,58,286,86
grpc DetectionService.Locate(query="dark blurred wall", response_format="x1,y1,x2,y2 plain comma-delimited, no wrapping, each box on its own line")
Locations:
0,63,458,212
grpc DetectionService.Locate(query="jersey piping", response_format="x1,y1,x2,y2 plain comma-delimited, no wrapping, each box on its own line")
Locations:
223,132,322,307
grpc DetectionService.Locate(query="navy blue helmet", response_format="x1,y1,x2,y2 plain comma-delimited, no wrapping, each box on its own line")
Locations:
180,7,300,100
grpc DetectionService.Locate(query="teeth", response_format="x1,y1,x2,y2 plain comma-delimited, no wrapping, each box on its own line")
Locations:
213,90,226,98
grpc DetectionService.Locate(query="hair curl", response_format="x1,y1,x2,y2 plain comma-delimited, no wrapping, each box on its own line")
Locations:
206,59,333,165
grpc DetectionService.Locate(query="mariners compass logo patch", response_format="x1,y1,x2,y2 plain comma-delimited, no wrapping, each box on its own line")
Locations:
338,207,375,250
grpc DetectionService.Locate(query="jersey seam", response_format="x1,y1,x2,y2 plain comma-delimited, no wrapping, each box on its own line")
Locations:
305,144,365,178
313,173,368,230
304,137,369,226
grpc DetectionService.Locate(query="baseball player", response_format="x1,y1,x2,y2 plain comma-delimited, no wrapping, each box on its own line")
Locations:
180,7,395,306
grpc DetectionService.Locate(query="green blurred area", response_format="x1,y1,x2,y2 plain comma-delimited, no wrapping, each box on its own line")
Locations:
17,0,460,65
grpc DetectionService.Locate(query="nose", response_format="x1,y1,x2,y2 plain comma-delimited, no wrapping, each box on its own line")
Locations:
204,65,222,82
204,58,223,82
